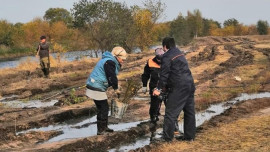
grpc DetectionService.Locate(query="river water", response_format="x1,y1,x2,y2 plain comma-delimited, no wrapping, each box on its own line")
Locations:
0,50,103,69
0,46,164,69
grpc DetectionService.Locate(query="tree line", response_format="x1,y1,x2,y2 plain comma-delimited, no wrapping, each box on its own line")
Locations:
0,0,269,57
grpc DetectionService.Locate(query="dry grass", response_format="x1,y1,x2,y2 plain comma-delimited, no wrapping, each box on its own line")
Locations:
249,35,270,42
152,115,270,152
254,43,270,49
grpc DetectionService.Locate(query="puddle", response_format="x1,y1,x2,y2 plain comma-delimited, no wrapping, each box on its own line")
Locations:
47,120,145,143
1,99,58,108
17,112,147,143
108,92,270,152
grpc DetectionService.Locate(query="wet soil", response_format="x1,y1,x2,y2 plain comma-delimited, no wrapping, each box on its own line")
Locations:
133,96,270,152
0,102,96,145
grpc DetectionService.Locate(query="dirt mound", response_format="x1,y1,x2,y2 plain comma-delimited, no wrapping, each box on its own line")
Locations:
190,45,219,65
220,45,254,67
195,44,254,85
257,48,270,61
192,36,254,46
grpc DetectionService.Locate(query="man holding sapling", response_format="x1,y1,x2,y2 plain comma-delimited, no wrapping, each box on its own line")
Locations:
85,46,127,135
153,37,196,142
141,48,164,123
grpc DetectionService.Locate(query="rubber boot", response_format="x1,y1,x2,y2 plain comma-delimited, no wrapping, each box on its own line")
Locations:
45,68,50,78
150,115,158,123
42,68,46,77
105,119,114,133
97,120,107,135
156,115,159,122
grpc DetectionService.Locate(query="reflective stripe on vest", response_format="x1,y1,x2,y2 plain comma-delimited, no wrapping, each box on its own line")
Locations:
148,58,160,68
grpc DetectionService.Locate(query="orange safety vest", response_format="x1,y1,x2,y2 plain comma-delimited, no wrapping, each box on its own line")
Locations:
148,58,160,68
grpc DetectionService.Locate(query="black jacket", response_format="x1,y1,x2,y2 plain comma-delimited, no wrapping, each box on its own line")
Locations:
104,60,118,90
141,56,161,93
37,42,50,58
157,47,194,90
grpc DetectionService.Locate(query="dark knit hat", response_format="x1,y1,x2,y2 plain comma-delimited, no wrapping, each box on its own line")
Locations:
40,35,46,40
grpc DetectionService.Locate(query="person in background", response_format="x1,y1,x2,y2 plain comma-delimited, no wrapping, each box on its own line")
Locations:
153,37,196,142
141,48,164,123
36,35,50,78
85,47,127,135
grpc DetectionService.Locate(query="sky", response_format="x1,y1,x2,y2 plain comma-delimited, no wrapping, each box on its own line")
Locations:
0,0,269,25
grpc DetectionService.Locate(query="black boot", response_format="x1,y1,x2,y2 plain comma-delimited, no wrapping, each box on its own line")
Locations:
97,120,107,135
42,68,46,77
150,115,158,123
105,119,114,133
45,68,50,78
156,115,159,122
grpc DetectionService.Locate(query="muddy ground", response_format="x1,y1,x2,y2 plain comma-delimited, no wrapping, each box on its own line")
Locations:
0,35,269,151
134,96,270,152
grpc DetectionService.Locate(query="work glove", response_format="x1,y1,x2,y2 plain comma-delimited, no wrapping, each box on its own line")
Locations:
141,87,147,94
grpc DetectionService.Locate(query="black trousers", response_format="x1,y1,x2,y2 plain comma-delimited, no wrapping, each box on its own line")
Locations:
163,85,196,141
149,95,162,117
94,99,109,121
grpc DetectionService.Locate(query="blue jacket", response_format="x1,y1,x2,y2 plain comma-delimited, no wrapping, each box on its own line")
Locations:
86,51,120,91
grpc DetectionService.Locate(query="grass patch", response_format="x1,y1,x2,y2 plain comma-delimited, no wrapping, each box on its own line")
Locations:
64,88,87,105
245,83,262,93
16,57,39,71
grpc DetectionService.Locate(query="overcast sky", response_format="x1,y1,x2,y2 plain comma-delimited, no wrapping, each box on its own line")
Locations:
0,0,269,25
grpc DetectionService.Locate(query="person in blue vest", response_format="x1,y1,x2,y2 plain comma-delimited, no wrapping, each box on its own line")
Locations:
85,47,127,135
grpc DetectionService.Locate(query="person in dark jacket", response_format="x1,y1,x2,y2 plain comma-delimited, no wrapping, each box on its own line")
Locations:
85,46,127,135
141,48,164,123
153,37,196,142
36,35,50,78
